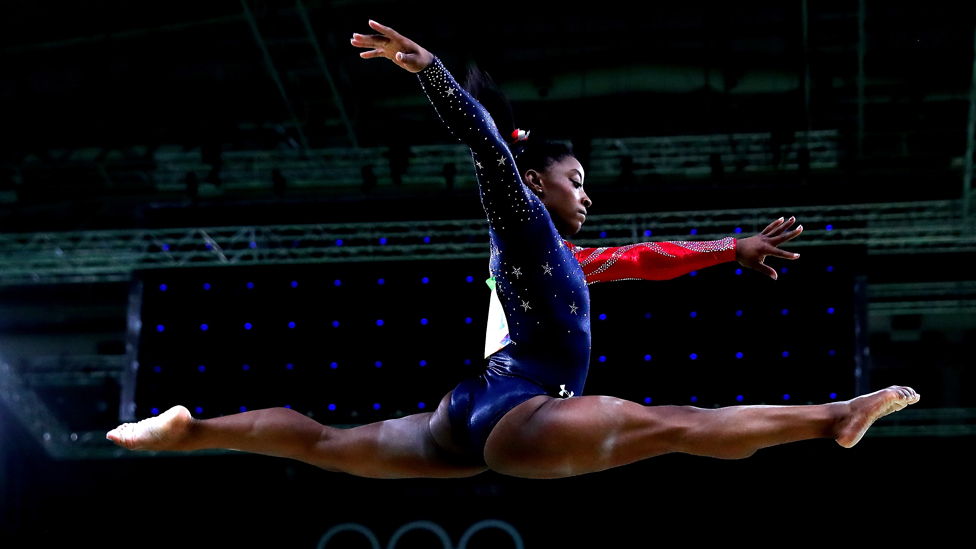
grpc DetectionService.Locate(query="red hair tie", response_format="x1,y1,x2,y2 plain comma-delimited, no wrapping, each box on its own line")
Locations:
510,129,530,143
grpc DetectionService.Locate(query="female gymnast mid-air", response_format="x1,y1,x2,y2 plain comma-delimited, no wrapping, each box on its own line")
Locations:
107,20,919,479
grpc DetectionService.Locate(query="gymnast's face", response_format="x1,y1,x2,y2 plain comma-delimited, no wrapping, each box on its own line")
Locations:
524,156,592,237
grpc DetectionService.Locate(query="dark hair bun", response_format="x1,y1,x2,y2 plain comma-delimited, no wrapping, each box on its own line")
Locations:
463,65,516,139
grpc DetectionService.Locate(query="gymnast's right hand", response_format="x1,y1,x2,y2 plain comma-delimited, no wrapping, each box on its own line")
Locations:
351,20,434,73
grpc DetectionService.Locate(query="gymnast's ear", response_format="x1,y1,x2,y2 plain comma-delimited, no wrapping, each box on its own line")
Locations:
524,169,543,196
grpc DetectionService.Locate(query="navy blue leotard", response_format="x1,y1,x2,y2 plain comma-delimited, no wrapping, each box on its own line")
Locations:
418,58,592,460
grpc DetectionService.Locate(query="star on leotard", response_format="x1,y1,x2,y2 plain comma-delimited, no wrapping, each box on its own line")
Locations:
521,300,531,312
475,160,483,169
542,262,553,275
497,156,507,166
511,267,522,279
446,88,455,96
569,302,578,315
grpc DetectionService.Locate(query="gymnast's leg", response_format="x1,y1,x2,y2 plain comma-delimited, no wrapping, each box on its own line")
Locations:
483,385,919,479
107,392,487,479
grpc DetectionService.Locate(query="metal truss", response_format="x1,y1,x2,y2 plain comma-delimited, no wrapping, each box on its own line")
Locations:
240,0,309,150
1,198,974,286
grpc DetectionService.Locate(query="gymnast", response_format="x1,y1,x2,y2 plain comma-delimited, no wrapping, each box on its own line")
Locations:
107,20,919,479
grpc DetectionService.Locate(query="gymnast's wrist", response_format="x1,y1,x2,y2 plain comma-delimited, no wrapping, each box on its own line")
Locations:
418,53,437,73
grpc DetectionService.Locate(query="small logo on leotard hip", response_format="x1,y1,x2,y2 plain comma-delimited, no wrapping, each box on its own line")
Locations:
558,384,574,398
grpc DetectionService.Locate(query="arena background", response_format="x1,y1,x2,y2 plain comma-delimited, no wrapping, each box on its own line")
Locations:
0,1,972,545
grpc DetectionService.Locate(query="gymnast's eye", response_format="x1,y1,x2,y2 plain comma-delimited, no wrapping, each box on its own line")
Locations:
572,180,582,188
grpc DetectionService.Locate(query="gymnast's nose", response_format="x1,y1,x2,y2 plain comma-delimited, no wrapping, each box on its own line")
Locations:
581,191,592,209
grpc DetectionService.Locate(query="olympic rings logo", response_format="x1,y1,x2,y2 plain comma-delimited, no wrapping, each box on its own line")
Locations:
316,519,524,549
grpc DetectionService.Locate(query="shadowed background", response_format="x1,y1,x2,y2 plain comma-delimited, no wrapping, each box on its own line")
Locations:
0,1,973,545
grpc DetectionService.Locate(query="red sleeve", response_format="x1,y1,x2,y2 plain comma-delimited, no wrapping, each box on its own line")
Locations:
565,237,737,284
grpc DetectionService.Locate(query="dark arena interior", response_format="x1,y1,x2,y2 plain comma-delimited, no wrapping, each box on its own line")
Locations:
0,1,973,546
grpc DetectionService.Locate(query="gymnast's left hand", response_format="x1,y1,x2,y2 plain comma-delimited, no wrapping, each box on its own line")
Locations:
350,20,434,73
735,216,802,280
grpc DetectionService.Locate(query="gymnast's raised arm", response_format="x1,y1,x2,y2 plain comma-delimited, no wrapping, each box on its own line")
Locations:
353,21,535,234
351,20,511,157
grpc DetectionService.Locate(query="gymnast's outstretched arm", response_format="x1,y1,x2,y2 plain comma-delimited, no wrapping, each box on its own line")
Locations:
353,21,537,234
352,21,508,156
570,216,803,284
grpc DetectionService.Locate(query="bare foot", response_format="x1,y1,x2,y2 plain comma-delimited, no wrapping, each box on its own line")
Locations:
106,405,193,451
835,386,920,448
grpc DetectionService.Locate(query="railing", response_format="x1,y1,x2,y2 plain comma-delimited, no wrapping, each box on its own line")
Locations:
1,198,974,285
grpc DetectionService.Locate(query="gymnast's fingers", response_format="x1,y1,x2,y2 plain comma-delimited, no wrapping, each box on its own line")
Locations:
369,19,402,40
767,216,795,237
772,225,803,245
768,245,800,260
360,48,387,59
755,260,778,280
351,33,390,49
761,217,785,235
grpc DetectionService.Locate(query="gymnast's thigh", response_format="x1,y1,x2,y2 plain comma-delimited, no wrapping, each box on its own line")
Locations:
483,394,681,478
428,390,468,456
